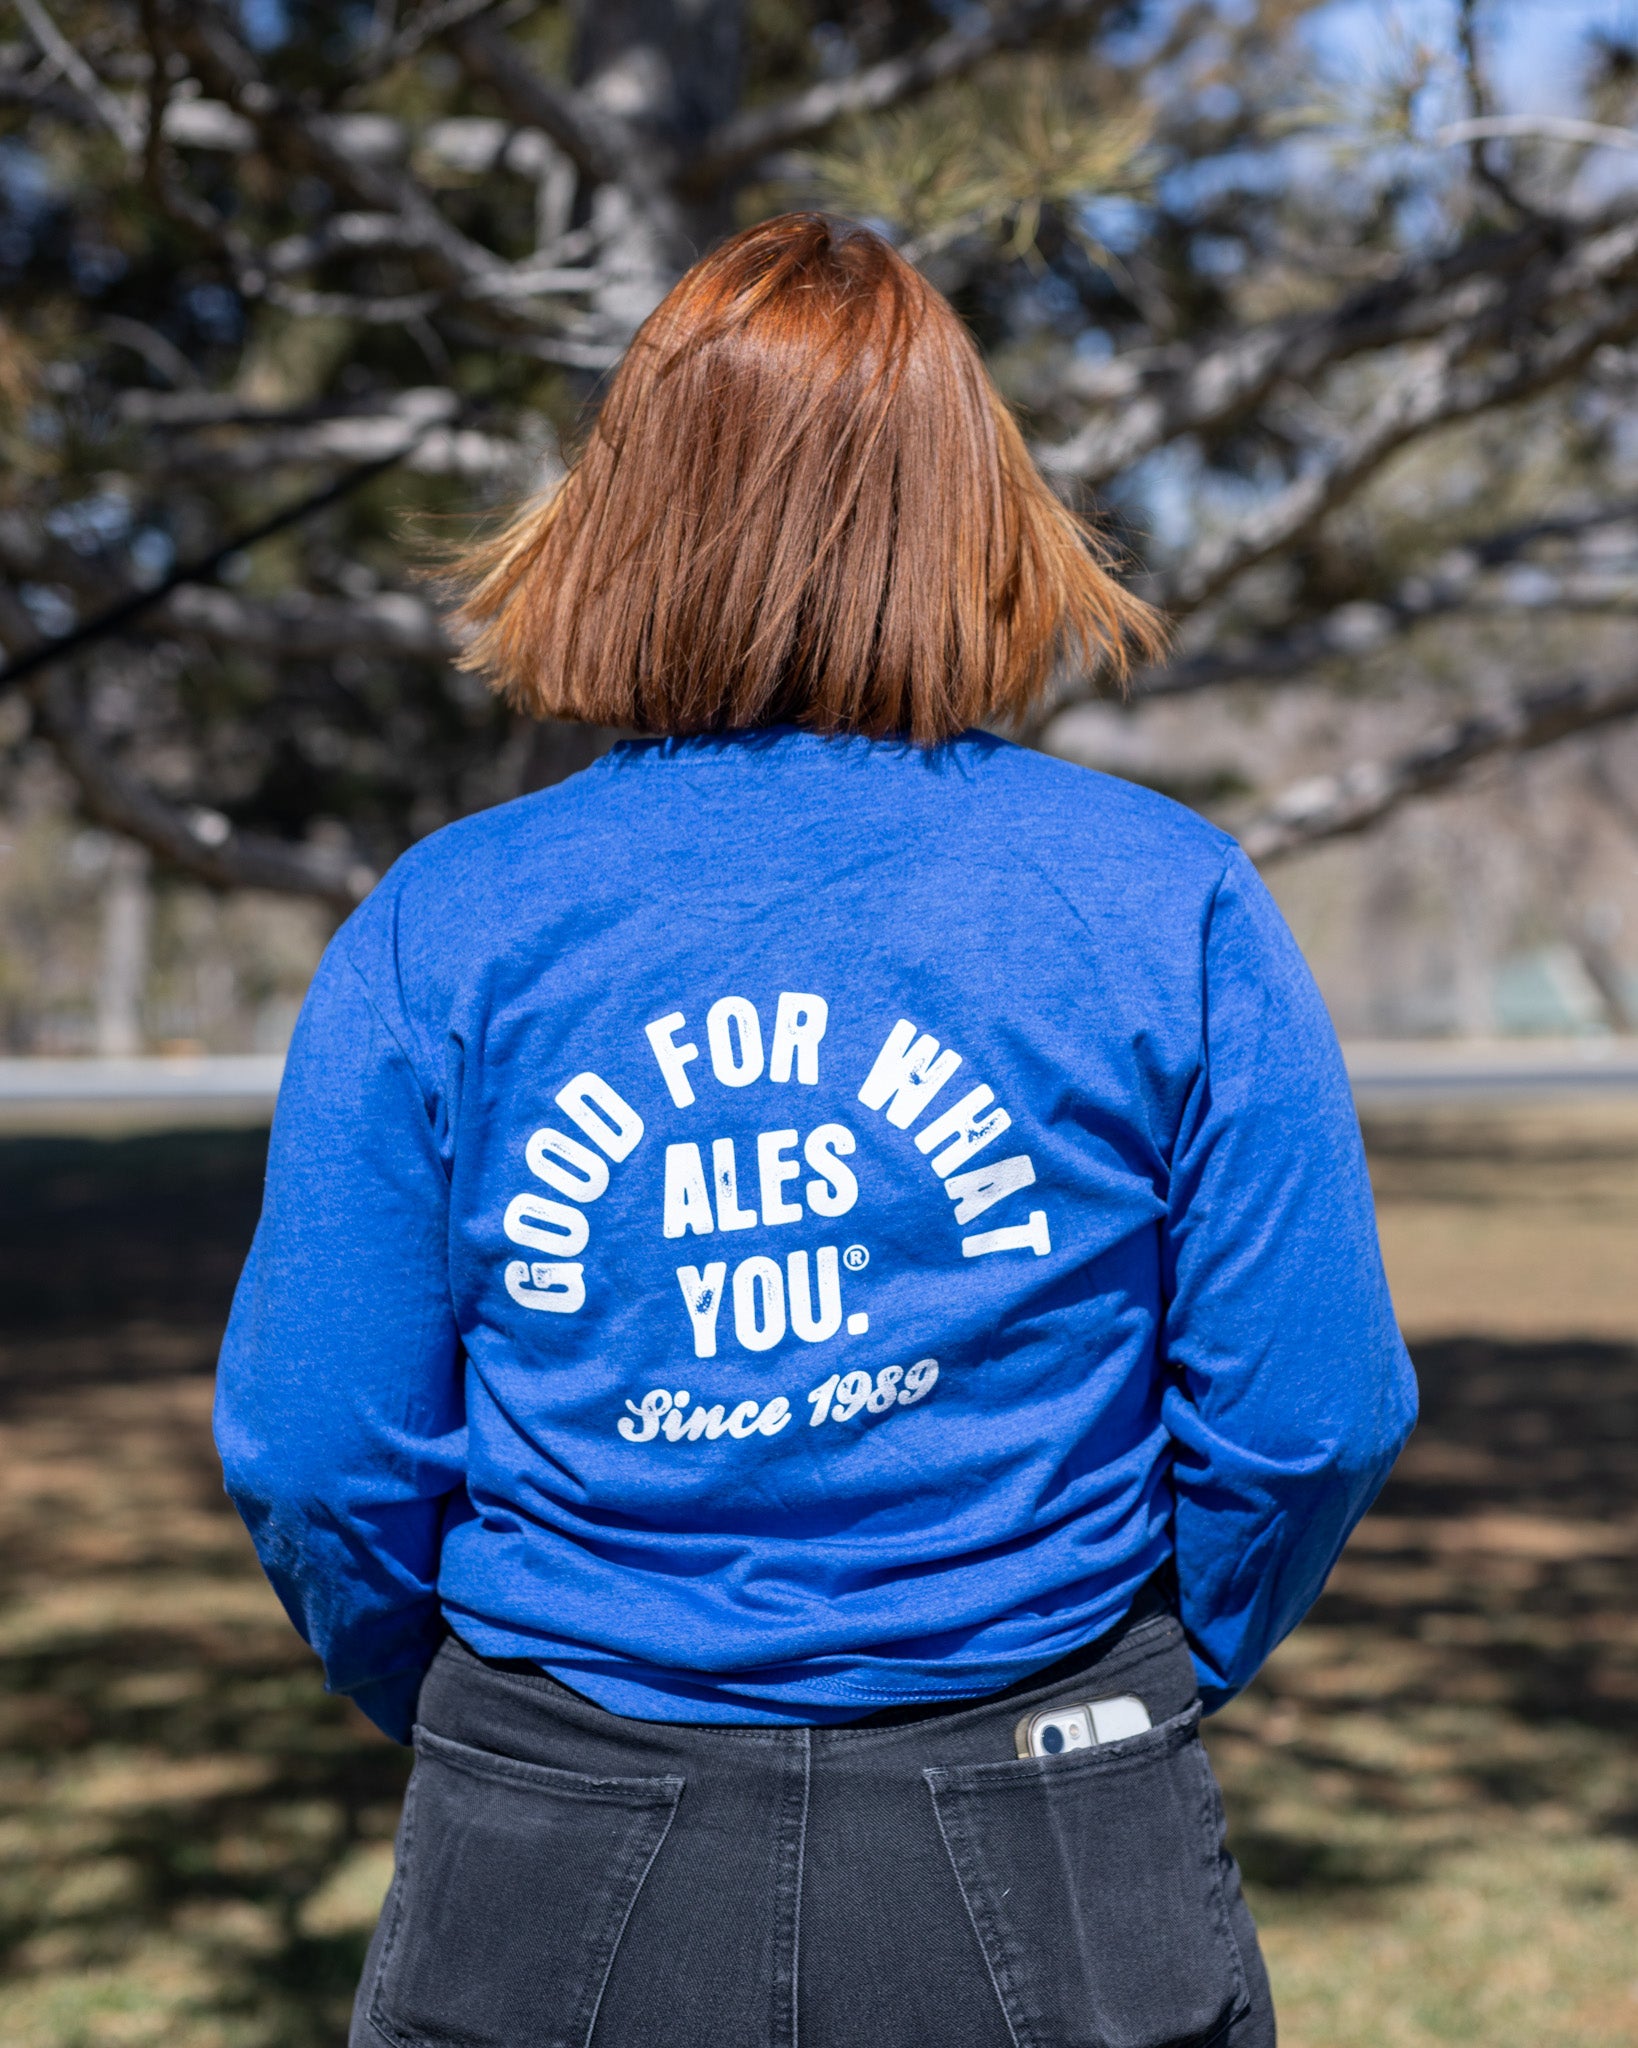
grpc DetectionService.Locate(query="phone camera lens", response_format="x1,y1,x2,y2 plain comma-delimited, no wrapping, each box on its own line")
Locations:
1040,1723,1064,1754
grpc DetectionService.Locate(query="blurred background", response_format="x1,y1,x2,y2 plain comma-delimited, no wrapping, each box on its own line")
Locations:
0,0,1635,2043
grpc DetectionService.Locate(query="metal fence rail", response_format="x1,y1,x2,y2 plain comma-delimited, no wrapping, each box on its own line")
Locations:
0,1056,286,1130
2,1041,1637,1128
1343,1038,1638,1101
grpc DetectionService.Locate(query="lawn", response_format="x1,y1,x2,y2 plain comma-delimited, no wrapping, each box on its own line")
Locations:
0,1107,1634,2047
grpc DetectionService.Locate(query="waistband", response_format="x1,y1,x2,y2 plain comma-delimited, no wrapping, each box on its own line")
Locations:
425,1580,1195,1771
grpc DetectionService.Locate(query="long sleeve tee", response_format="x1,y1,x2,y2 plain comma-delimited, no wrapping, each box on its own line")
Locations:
215,729,1416,1741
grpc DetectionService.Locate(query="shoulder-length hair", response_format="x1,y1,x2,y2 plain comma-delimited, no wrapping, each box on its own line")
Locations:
444,213,1163,743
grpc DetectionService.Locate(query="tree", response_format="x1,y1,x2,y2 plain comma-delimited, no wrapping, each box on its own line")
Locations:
1,0,1636,970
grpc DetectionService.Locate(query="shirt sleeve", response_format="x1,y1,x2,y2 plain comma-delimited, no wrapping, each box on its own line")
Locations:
214,929,465,1743
1160,847,1417,1711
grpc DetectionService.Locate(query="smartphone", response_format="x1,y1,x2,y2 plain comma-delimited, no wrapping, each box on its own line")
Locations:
1014,1693,1153,1758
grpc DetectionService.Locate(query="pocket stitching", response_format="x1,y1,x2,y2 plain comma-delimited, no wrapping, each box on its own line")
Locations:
366,1735,685,2048
576,1777,683,2048
924,1710,1247,2048
926,1770,1026,2048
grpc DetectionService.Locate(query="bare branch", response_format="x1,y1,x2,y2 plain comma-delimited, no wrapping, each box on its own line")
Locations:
138,0,169,194
0,48,93,121
1155,223,1638,617
354,0,511,89
28,669,367,907
1147,595,1638,697
264,211,434,273
147,415,524,481
117,391,401,427
438,316,622,369
157,584,453,661
684,0,1122,192
448,17,639,189
1138,500,1638,696
176,21,623,336
1244,670,1638,862
12,0,143,152
0,582,365,906
100,314,201,390
1438,115,1638,154
1456,0,1544,222
264,281,446,323
0,411,451,700
464,263,604,300
1037,219,1559,487
175,15,513,300
158,96,257,150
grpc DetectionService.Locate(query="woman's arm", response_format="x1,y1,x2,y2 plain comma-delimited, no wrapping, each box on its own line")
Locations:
214,932,465,1742
1160,849,1417,1711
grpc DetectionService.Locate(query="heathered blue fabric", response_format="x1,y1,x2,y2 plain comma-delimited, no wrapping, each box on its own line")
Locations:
214,729,1416,1741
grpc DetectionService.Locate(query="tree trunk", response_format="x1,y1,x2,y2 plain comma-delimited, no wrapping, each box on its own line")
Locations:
96,840,151,1057
573,0,744,334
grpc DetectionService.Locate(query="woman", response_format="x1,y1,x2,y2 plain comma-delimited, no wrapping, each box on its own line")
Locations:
217,214,1415,2048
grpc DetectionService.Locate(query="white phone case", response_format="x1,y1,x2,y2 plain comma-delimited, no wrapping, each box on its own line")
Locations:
1013,1692,1153,1758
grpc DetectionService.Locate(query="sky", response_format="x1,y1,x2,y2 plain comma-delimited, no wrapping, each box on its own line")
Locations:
1310,0,1638,113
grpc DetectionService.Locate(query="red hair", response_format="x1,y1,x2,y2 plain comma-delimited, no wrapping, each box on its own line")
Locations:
446,213,1162,742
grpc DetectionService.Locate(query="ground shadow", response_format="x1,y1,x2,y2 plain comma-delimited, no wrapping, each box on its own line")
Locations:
1209,1332,1638,1893
0,1131,1634,2038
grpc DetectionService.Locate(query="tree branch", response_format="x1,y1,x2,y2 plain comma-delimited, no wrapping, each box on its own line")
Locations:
683,0,1122,192
0,581,365,907
1243,669,1638,862
1146,595,1638,697
156,584,454,661
1136,499,1638,696
13,0,143,152
1154,223,1638,618
175,14,515,300
178,18,629,334
353,0,512,89
1438,115,1638,154
1455,0,1545,223
0,409,451,700
263,281,447,323
448,16,640,189
0,50,96,122
1037,218,1562,488
438,316,623,369
149,413,521,478
264,210,434,272
28,670,367,906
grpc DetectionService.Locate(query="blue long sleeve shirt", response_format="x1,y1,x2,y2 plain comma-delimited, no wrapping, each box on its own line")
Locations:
215,729,1416,1742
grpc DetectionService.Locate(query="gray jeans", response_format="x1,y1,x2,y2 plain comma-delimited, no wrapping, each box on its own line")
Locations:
351,1611,1275,2048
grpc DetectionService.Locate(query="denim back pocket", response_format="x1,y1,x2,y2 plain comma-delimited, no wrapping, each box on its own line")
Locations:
369,1725,683,2048
924,1704,1246,2048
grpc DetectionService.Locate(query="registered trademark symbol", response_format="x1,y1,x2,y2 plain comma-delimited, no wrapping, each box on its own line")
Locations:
843,1244,870,1271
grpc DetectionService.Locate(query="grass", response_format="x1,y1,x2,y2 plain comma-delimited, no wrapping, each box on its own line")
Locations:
1212,1331,1638,2047
0,1330,405,2048
0,1114,1635,2046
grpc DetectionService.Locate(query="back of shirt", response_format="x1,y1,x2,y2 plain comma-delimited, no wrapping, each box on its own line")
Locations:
216,730,1416,1739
